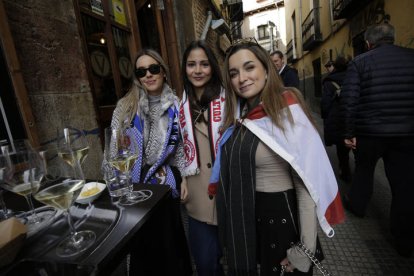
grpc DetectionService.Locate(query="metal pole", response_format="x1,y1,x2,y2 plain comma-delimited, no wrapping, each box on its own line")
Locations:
0,96,14,146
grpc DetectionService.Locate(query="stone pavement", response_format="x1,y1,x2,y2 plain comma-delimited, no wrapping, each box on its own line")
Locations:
312,112,414,276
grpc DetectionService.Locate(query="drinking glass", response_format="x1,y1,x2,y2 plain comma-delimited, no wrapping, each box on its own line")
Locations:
0,145,48,228
56,127,89,167
103,126,140,205
34,147,96,257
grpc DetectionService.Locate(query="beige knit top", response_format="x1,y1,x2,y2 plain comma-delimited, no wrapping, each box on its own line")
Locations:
255,141,317,272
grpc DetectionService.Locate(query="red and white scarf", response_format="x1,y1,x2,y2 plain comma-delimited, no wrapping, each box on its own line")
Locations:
244,93,344,236
179,89,225,176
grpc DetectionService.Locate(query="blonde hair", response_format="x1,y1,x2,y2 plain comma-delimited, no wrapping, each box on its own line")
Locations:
116,49,169,125
223,42,315,130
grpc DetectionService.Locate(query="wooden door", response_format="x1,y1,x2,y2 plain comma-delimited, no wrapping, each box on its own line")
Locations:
0,0,39,146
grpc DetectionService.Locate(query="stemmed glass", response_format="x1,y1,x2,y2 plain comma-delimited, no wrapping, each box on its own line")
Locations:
33,147,96,257
0,144,49,229
56,127,89,168
103,126,140,205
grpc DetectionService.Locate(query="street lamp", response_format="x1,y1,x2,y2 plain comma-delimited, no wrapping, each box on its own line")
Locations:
200,11,230,40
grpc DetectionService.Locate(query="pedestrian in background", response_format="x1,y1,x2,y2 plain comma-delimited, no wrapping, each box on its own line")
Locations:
324,60,335,73
179,40,225,276
107,48,192,275
340,23,414,258
209,41,344,275
270,50,300,89
321,56,351,181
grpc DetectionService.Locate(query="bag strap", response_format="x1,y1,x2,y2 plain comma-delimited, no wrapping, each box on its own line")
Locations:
330,81,341,96
296,241,331,276
280,241,331,276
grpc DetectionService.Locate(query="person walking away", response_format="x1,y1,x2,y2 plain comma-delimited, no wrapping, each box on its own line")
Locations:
321,56,351,181
209,41,344,275
324,60,335,73
270,50,300,89
340,23,414,258
106,49,193,275
179,40,225,276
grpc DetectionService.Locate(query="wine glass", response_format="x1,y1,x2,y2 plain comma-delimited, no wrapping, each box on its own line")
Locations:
34,147,96,257
103,126,140,205
56,127,89,167
0,145,48,229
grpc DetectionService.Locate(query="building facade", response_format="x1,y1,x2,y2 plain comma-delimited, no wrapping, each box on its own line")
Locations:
241,0,286,53
284,0,414,110
0,0,231,178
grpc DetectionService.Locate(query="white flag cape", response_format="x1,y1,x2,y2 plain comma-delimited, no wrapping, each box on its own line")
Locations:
209,94,345,237
244,104,344,237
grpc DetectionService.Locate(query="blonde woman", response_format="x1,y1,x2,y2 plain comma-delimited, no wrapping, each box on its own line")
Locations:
108,49,192,275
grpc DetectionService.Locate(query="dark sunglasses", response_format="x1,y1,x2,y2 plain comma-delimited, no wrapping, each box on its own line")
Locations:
135,64,161,78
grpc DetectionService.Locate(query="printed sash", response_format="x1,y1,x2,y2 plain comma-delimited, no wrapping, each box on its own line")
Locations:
130,105,180,197
179,89,225,176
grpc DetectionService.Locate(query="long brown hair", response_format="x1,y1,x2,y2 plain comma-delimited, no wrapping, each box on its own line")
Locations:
181,40,223,108
222,42,315,131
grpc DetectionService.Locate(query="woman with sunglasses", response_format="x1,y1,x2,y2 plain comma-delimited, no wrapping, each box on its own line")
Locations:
108,48,192,275
208,42,344,275
179,40,225,276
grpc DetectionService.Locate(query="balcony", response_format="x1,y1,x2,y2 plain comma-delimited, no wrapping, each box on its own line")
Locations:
302,8,322,51
332,0,372,20
286,39,298,64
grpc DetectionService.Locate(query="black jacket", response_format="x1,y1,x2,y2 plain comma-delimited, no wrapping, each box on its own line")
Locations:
340,44,414,138
280,65,299,89
321,70,346,145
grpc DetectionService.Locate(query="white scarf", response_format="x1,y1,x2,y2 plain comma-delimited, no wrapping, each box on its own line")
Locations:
179,89,225,176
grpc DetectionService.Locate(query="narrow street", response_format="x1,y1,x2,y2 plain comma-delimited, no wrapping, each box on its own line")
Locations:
312,112,414,275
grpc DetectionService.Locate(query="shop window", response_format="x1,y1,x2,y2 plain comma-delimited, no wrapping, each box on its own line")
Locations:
76,0,133,128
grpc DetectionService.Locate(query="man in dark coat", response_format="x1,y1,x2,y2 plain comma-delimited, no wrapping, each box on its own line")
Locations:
270,50,299,88
321,56,351,181
340,23,414,258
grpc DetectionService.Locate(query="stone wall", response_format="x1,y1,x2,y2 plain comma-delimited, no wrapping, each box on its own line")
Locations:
3,0,103,179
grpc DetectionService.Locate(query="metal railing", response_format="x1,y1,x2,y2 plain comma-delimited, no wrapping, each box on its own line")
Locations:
332,0,372,20
302,8,322,51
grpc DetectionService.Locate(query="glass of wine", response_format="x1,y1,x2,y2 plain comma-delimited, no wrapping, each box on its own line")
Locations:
34,147,96,257
103,126,140,205
56,127,89,167
0,144,49,229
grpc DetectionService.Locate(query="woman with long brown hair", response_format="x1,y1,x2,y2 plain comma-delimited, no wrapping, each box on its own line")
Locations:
208,41,344,275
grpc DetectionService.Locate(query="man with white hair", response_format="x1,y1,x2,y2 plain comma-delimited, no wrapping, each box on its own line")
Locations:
340,23,414,258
